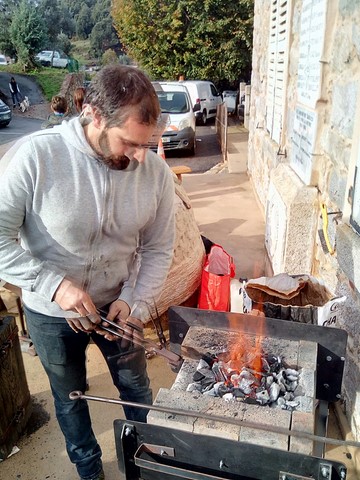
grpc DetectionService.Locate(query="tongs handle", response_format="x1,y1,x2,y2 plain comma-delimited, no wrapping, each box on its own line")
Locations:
98,315,182,365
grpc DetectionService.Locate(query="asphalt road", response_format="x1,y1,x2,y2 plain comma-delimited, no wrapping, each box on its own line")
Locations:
0,115,43,146
165,119,222,173
0,72,44,106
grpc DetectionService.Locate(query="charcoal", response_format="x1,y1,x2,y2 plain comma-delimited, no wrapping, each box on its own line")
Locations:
266,376,274,387
186,383,203,393
244,396,259,405
202,352,217,366
282,400,300,411
269,382,281,402
232,388,245,398
223,393,234,402
202,387,216,397
193,371,205,382
256,389,270,405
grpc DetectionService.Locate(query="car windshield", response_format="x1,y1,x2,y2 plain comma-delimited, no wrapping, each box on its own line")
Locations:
157,92,189,114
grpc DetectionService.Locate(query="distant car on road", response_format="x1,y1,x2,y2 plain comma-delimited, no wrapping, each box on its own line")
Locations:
0,54,8,66
153,82,196,155
222,90,238,115
0,99,12,127
35,50,69,68
178,80,223,125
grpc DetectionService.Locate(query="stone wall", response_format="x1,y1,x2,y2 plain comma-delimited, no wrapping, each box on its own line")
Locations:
248,0,360,440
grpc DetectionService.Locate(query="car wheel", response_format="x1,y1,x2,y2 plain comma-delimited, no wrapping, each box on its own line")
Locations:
201,110,207,126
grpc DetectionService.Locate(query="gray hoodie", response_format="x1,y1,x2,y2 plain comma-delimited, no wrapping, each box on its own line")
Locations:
0,117,175,319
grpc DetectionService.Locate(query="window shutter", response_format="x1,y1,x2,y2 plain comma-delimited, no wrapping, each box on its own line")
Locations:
266,0,289,144
350,151,360,235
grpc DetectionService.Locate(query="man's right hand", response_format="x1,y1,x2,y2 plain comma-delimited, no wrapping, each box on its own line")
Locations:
53,279,100,333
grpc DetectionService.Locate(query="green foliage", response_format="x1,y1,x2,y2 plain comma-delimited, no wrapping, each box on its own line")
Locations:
112,0,254,84
10,0,48,68
118,55,132,65
90,18,118,58
76,4,93,39
101,49,118,65
0,0,20,58
31,67,68,100
57,33,72,55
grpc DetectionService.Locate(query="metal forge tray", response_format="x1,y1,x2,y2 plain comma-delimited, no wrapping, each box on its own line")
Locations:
115,307,348,479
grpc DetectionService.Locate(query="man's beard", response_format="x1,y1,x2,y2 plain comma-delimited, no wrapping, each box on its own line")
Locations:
91,130,131,170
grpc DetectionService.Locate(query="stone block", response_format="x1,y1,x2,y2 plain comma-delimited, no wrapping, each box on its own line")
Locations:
289,411,314,455
298,340,318,370
239,405,291,450
193,402,243,440
148,388,218,433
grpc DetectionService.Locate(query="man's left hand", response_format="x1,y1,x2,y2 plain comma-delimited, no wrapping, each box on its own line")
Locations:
96,300,144,348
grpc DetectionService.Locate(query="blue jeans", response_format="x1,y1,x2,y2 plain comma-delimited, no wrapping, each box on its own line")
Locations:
11,91,21,106
24,305,152,479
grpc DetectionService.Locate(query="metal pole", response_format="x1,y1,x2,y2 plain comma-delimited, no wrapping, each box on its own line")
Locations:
69,390,360,449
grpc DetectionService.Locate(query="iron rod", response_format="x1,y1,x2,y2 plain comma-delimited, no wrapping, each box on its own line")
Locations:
69,391,360,449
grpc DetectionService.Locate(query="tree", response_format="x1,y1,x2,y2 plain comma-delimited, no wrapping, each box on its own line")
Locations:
37,0,62,47
75,4,93,39
90,17,119,57
112,0,254,84
57,32,72,55
101,48,118,65
0,0,20,58
9,0,48,68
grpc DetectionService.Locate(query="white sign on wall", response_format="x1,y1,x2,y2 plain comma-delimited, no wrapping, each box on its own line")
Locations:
290,106,318,185
265,182,287,274
297,0,327,108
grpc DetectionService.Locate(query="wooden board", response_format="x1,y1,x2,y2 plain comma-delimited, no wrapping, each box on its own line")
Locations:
0,316,32,461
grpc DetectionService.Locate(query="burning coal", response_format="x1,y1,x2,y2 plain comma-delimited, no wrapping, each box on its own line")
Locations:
186,351,301,410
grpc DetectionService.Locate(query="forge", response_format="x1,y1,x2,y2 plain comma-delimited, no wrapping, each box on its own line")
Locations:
115,307,348,479
148,324,317,454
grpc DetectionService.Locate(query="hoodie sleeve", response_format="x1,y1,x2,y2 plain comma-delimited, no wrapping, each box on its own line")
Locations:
118,166,175,321
0,139,65,300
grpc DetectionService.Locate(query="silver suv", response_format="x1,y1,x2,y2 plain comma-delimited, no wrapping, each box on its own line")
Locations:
153,82,196,155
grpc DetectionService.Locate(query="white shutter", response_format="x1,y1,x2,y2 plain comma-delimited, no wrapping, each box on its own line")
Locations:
266,0,289,144
350,148,360,234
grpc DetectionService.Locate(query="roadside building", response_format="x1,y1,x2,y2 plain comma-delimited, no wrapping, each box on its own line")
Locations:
248,0,360,440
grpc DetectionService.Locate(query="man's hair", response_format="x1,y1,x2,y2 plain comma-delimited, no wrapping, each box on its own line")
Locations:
73,87,86,113
84,65,160,128
51,95,68,114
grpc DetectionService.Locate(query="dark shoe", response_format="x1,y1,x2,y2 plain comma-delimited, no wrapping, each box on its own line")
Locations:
80,469,105,480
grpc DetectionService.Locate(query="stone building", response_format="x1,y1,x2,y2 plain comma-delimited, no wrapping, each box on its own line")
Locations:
247,0,360,439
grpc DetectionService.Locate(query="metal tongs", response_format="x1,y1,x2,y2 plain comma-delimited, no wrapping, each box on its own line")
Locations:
97,312,182,366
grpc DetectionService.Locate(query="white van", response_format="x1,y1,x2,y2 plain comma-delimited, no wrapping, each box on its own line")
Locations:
153,82,196,155
178,80,223,125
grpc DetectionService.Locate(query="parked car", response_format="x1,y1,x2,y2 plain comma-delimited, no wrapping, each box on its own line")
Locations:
177,80,223,125
237,93,245,121
153,82,196,155
0,54,8,66
222,90,238,115
35,50,69,68
0,99,12,127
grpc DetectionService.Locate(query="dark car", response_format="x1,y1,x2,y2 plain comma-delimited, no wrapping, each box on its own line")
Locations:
0,99,12,127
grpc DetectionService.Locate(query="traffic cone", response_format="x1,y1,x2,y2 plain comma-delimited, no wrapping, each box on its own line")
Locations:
157,138,165,160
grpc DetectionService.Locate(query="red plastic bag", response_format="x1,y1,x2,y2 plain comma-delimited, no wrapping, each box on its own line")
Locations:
198,244,235,311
